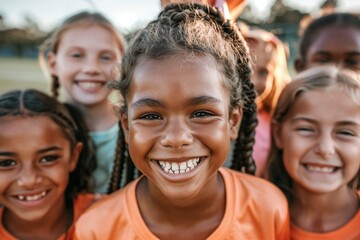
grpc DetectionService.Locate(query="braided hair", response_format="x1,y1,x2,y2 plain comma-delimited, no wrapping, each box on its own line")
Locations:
0,89,96,205
39,11,126,99
108,3,257,193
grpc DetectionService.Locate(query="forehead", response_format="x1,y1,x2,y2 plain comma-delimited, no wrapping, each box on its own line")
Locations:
0,116,69,147
286,87,360,121
308,25,360,54
58,24,120,51
128,53,229,104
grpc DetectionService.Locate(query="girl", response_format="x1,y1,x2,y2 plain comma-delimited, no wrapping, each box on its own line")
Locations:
295,13,360,72
75,4,290,240
0,89,98,240
40,11,126,193
267,65,360,239
244,28,290,177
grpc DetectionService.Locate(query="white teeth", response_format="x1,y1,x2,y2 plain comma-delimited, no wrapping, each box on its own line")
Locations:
78,81,103,90
306,165,335,173
16,191,47,201
158,158,201,174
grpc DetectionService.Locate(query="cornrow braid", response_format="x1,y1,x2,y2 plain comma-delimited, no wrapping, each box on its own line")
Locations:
163,3,257,174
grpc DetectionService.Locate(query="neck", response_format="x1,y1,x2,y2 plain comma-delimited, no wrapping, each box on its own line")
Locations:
71,100,118,132
136,172,226,239
290,186,359,233
3,197,72,240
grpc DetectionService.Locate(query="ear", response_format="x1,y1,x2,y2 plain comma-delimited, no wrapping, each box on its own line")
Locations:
229,106,243,141
47,52,58,77
272,121,283,149
120,111,130,144
69,142,83,172
294,58,305,73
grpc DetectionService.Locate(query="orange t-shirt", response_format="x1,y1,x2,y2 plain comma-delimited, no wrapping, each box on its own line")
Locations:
291,191,360,240
0,193,99,240
75,167,290,240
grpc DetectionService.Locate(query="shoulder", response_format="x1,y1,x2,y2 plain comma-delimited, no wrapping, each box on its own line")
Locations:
221,167,289,213
74,180,139,239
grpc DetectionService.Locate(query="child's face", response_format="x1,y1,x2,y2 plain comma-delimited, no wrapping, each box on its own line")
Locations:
249,41,276,97
273,88,360,194
48,24,121,106
121,53,241,201
0,116,81,222
301,25,360,71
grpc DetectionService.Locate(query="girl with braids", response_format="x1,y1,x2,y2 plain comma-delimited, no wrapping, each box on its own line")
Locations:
0,89,99,240
267,65,360,240
75,3,289,240
295,12,360,73
40,11,126,193
244,28,290,177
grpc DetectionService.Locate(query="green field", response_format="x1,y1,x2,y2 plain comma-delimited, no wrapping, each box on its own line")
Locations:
0,58,50,95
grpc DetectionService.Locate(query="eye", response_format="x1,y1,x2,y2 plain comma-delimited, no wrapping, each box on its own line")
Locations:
344,58,360,67
39,155,60,164
100,54,113,62
257,69,269,78
0,159,16,168
70,52,82,58
191,111,214,118
313,55,330,64
337,129,356,137
139,113,162,120
295,127,314,133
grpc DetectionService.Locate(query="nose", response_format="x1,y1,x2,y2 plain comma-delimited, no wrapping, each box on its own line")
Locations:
17,165,43,188
315,134,335,159
160,118,193,149
82,57,100,75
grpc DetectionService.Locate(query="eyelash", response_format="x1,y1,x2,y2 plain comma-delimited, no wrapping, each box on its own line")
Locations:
191,111,214,118
39,155,60,164
139,113,162,120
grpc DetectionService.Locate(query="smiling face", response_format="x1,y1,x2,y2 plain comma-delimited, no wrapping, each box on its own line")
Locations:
0,116,81,223
300,25,360,71
121,53,241,201
273,88,360,194
48,24,121,107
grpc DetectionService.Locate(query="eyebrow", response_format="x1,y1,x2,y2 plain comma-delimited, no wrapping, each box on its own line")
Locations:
131,98,163,110
131,96,222,110
290,117,360,126
0,146,62,157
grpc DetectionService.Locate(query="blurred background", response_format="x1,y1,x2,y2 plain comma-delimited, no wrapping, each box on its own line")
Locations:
1,0,359,94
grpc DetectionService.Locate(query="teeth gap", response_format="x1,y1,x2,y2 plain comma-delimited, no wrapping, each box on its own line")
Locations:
158,158,201,174
16,191,47,201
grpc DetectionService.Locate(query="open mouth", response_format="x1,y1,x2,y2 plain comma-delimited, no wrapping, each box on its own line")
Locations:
76,81,106,91
157,157,201,174
303,164,338,173
14,190,49,202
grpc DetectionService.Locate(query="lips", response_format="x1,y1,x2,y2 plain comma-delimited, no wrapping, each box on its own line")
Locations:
156,157,201,174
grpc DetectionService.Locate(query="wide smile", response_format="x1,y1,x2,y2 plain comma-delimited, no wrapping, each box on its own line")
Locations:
157,157,201,174
12,190,50,202
302,163,340,173
75,80,107,92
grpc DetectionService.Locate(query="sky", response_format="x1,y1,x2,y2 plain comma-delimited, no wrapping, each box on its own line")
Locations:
1,0,360,33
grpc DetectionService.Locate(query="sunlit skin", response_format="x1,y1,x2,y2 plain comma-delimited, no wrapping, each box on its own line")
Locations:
297,25,360,72
48,25,121,108
0,116,81,240
120,53,242,239
273,88,360,232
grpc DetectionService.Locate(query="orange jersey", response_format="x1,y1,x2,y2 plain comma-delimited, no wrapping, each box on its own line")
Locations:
291,191,360,240
0,193,100,240
75,167,290,239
